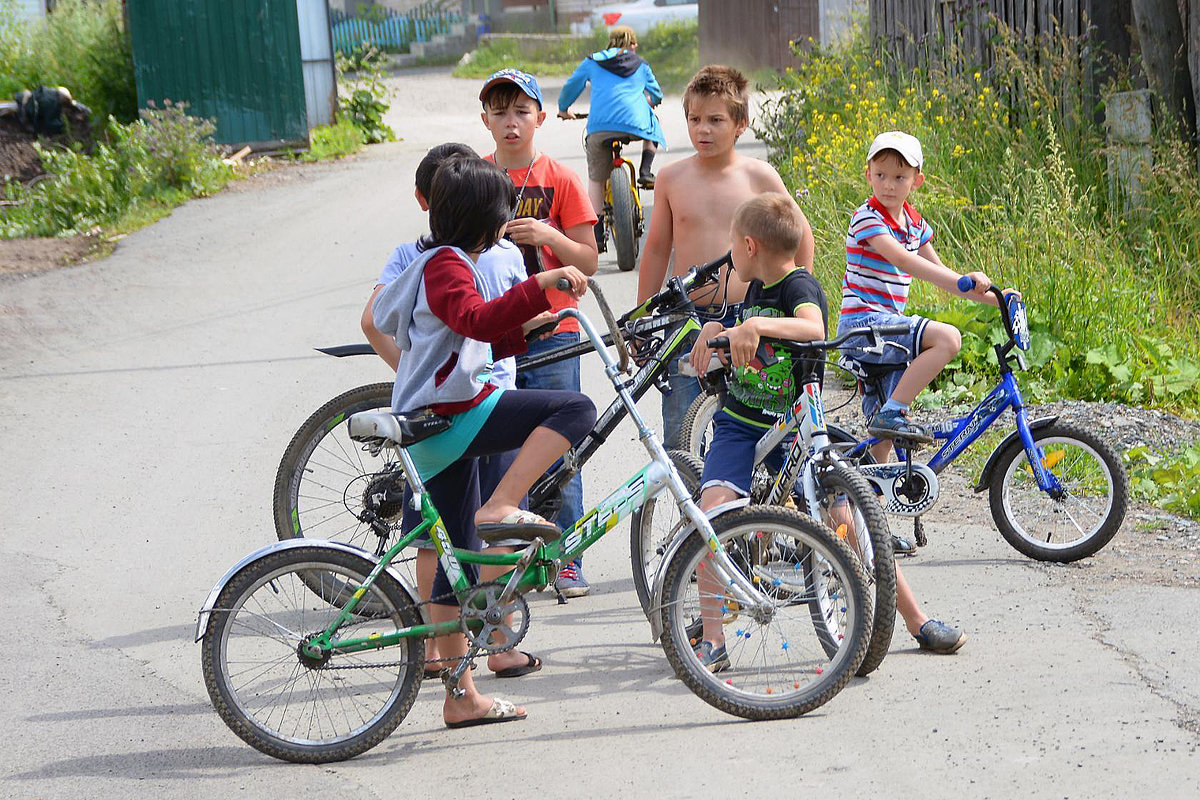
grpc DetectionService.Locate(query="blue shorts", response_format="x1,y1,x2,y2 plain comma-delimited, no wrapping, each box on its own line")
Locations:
837,311,929,418
699,410,786,497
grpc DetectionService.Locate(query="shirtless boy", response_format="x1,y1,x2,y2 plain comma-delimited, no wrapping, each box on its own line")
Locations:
636,65,815,447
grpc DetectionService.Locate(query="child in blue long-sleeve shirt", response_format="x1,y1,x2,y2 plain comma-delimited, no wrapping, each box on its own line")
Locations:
557,25,664,247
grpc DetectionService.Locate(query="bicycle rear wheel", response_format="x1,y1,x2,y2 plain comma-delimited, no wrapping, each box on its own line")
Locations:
629,449,703,616
609,165,638,272
988,421,1128,562
659,506,870,720
201,546,423,763
272,384,418,599
808,465,896,675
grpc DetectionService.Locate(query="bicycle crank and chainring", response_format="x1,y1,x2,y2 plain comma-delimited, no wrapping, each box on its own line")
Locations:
859,462,940,516
460,581,531,654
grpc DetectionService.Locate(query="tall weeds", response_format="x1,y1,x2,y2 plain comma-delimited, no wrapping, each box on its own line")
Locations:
756,26,1200,414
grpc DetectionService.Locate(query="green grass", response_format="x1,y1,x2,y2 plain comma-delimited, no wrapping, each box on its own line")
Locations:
754,28,1200,415
302,119,366,161
453,20,699,93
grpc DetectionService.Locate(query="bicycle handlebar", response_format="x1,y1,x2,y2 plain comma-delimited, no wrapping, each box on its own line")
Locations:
545,277,630,373
618,251,731,325
706,323,911,354
957,275,1019,344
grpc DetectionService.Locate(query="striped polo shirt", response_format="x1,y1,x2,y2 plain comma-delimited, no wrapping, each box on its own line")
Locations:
841,195,933,317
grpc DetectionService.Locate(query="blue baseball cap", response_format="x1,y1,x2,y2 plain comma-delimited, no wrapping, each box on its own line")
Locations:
479,68,544,109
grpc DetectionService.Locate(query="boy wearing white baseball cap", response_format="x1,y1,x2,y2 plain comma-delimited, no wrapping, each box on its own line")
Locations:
837,130,1016,653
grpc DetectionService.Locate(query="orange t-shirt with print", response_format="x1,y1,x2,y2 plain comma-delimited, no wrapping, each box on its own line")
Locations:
486,153,598,333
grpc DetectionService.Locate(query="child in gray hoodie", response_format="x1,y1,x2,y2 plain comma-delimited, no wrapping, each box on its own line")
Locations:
372,154,596,728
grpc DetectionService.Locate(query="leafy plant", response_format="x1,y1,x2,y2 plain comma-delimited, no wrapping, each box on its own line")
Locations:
335,46,395,144
1126,442,1200,519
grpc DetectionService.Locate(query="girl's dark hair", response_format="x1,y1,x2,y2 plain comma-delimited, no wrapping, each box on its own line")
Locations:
422,155,516,254
415,142,478,199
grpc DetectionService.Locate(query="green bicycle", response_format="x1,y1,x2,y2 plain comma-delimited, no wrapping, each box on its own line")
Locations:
197,281,872,763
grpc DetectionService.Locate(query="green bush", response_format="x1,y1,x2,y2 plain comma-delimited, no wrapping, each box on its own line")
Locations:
1,103,231,237
1127,441,1200,519
0,0,136,126
336,46,395,144
754,26,1200,414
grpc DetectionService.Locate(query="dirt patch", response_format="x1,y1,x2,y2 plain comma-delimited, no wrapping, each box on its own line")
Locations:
0,116,46,184
0,106,95,185
0,232,104,278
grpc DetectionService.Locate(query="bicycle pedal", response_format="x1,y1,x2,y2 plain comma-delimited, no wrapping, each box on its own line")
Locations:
914,517,928,548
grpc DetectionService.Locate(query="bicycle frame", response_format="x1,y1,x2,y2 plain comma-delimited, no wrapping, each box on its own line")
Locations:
843,293,1064,496
300,304,772,660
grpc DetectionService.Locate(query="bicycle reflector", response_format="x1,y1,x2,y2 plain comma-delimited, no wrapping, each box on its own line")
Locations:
1008,294,1030,351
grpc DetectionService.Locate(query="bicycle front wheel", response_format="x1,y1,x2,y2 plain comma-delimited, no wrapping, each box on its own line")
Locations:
200,546,423,763
629,449,703,616
609,165,638,272
988,421,1128,562
810,466,896,676
659,506,870,720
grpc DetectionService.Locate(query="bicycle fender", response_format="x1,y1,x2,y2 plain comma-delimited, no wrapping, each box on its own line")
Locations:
315,343,375,357
646,498,751,643
972,415,1059,493
194,538,422,642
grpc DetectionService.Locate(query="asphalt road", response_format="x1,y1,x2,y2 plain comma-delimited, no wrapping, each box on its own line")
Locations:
1,68,1196,798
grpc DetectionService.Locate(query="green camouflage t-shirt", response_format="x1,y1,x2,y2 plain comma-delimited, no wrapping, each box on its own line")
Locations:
723,267,829,426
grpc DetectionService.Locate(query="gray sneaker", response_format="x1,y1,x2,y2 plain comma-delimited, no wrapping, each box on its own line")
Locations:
914,619,967,653
554,559,590,598
695,640,730,673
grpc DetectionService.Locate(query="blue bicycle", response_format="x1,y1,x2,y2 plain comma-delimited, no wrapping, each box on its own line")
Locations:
839,278,1129,562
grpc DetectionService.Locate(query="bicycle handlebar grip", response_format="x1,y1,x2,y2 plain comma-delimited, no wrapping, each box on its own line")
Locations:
957,275,976,293
556,278,571,291
707,336,730,349
878,324,912,335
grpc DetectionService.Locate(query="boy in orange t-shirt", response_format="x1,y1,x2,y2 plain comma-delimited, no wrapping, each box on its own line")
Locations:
479,68,599,597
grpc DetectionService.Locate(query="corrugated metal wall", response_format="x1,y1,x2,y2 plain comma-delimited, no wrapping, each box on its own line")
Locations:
128,0,310,147
297,0,335,131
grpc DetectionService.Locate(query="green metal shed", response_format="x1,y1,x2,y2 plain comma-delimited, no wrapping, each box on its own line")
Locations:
128,0,326,148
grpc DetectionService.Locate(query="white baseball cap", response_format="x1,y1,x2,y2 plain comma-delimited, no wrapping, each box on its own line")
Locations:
867,130,924,168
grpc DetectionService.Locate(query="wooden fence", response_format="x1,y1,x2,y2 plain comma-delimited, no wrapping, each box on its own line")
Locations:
699,0,820,72
868,1,1132,68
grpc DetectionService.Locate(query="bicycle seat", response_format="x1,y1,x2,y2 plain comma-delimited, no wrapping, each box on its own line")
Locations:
348,409,451,448
605,134,636,146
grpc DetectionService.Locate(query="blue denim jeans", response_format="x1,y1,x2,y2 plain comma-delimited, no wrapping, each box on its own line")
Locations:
517,332,584,536
661,304,742,450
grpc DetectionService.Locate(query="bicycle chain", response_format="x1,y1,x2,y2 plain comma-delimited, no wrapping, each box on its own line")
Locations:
292,582,526,671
